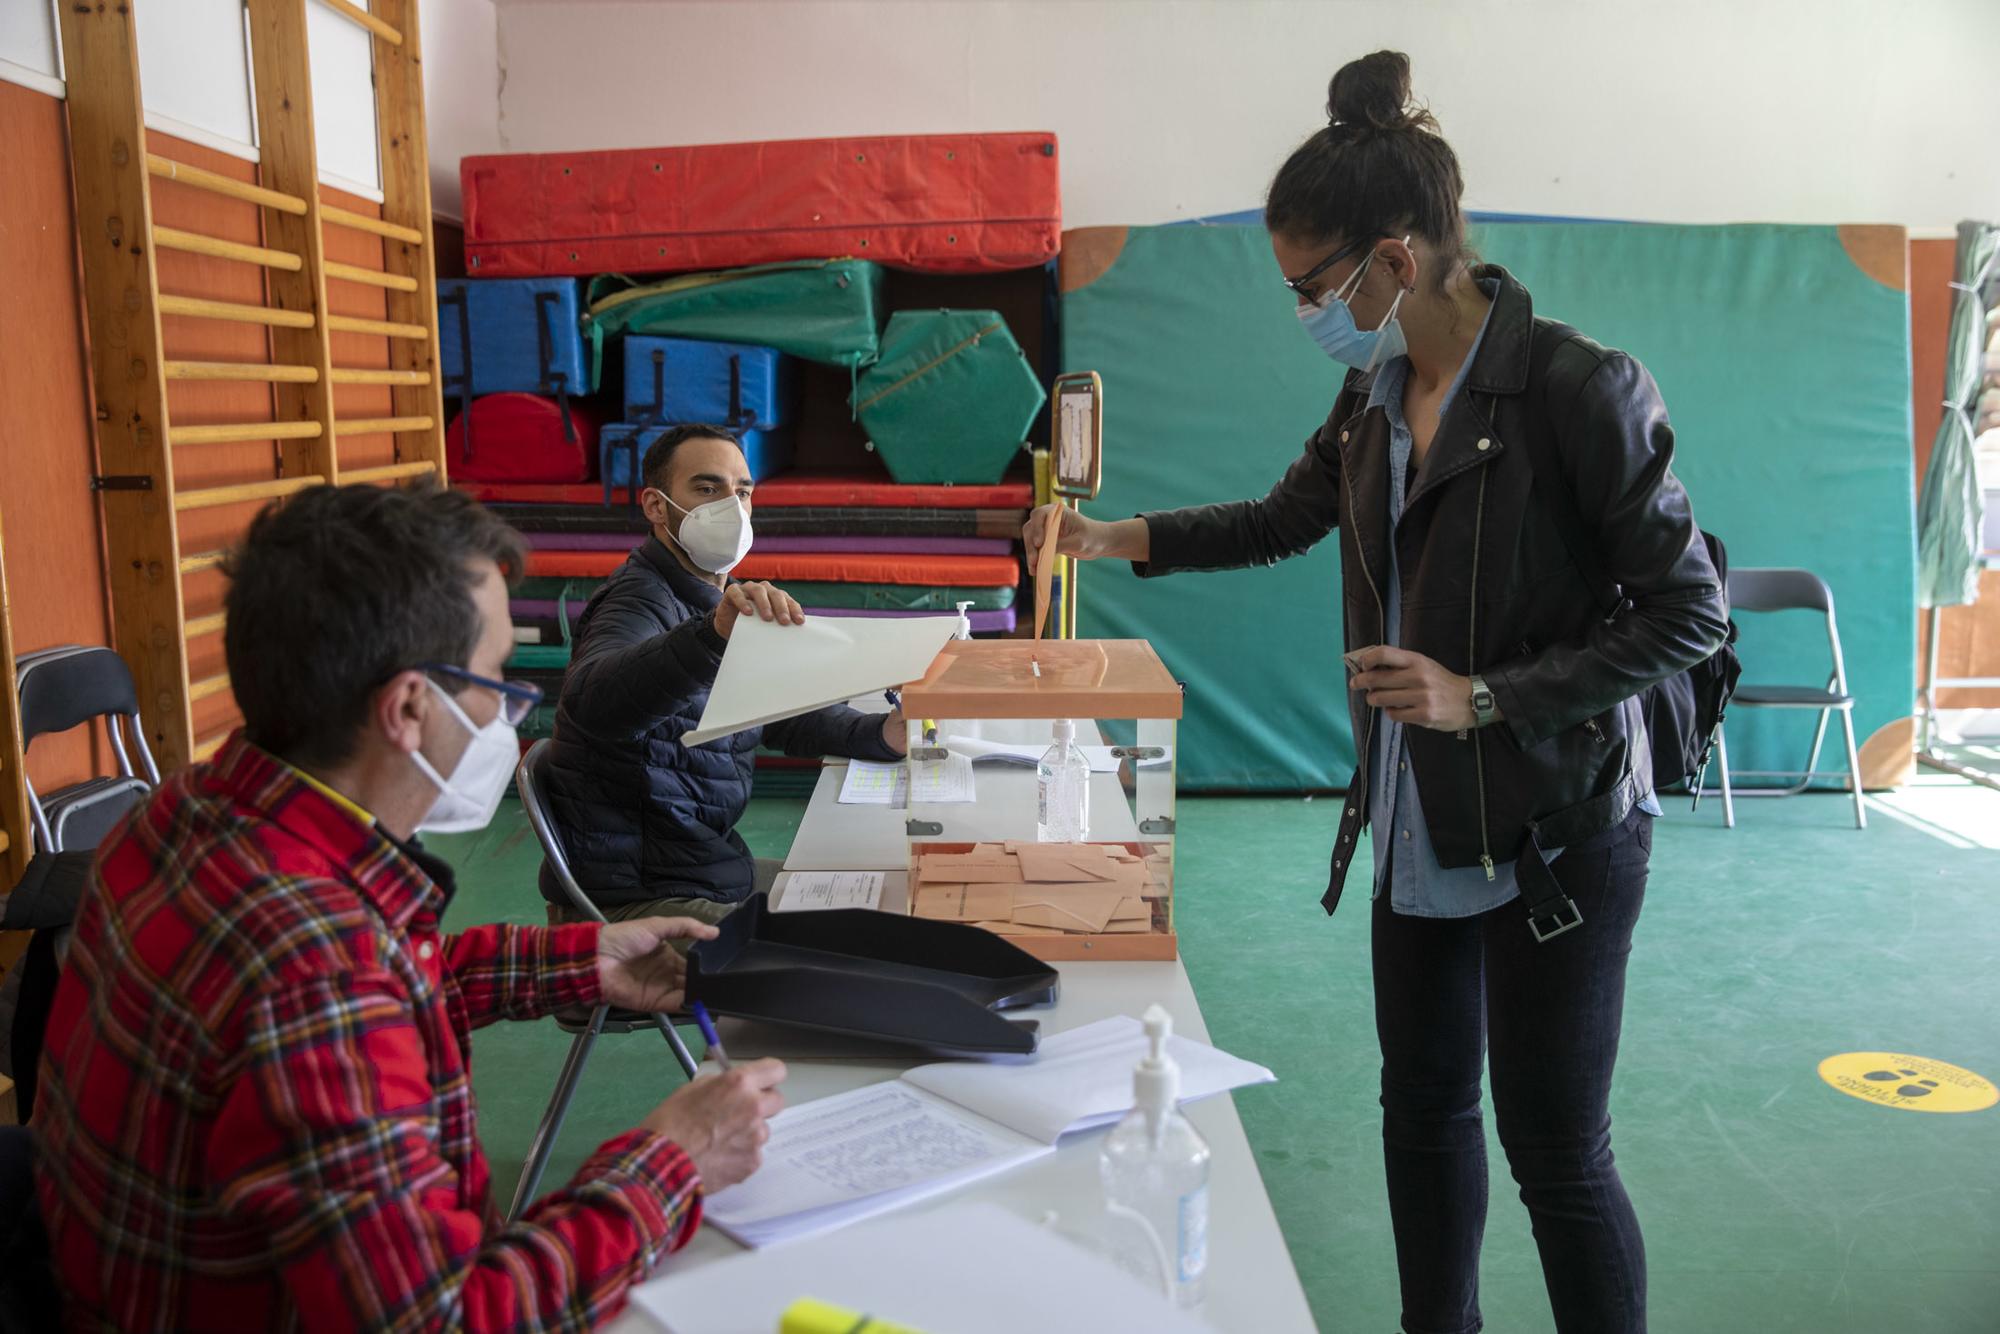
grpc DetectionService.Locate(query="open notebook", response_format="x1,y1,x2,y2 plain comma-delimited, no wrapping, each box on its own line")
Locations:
702,1016,1275,1248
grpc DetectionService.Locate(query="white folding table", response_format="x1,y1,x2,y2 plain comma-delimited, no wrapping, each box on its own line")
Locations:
610,727,1313,1333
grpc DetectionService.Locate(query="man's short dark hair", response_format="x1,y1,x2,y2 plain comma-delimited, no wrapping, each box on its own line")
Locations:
222,483,526,769
641,423,745,494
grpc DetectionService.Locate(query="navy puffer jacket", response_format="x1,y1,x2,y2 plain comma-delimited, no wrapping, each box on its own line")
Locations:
542,537,898,909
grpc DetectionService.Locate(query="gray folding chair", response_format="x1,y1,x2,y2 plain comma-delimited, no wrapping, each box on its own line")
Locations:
6,645,161,1121
1707,568,1866,830
17,645,160,854
507,739,701,1221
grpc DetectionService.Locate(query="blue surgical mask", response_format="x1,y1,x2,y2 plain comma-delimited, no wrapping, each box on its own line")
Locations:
1296,236,1412,374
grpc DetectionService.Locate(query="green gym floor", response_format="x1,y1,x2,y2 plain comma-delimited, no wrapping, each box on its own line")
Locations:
431,760,2000,1332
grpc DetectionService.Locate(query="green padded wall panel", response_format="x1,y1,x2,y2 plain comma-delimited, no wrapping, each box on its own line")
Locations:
1065,225,1356,790
1064,222,1914,791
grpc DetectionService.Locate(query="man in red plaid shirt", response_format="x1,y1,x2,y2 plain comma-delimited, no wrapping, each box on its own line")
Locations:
34,484,786,1331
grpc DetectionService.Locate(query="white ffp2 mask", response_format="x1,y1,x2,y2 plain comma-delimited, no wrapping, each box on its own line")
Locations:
412,678,518,834
653,489,754,575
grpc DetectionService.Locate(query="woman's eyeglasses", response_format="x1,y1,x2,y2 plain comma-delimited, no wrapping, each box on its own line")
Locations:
1283,235,1375,302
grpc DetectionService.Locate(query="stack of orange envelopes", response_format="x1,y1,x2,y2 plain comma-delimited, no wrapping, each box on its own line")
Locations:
912,842,1170,938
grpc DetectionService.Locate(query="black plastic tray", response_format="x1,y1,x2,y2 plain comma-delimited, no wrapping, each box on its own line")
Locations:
686,897,1059,1056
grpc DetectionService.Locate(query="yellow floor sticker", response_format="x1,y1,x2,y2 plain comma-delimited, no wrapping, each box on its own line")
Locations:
1818,1052,1999,1114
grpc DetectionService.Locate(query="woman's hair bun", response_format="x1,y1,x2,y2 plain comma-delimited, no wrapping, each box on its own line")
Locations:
1326,50,1433,133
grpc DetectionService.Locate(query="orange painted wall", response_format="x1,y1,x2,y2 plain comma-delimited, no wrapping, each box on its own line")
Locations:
1911,237,1955,483
0,81,114,796
1,80,403,793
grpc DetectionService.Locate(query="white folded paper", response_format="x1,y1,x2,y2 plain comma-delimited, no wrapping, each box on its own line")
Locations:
684,614,956,748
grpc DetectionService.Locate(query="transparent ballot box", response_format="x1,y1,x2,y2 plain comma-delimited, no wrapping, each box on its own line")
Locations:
896,639,1181,961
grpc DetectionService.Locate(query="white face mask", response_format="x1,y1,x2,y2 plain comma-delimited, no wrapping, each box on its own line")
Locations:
652,489,754,575
412,678,518,834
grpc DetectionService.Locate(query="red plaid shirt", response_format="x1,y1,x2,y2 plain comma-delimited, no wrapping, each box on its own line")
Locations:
35,734,702,1331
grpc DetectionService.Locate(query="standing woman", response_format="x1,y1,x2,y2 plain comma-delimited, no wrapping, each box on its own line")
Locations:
1030,51,1727,1334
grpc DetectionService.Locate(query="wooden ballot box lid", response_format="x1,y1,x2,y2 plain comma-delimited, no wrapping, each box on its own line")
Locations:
900,639,1182,720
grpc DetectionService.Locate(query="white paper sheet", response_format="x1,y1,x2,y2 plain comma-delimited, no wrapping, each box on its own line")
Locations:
632,1201,1218,1334
1059,388,1094,485
837,754,976,806
836,761,906,806
771,871,886,913
701,1083,1052,1248
909,751,976,803
683,614,956,748
901,1016,1278,1146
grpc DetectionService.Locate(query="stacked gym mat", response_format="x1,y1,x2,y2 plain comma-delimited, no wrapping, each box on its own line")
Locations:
445,133,1061,775
461,133,1060,276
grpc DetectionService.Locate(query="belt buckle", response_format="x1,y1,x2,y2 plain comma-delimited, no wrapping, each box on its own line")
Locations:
1528,896,1584,944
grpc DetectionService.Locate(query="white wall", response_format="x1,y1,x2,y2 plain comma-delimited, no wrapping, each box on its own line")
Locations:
491,0,1999,231
420,0,501,219
0,0,498,209
0,0,387,199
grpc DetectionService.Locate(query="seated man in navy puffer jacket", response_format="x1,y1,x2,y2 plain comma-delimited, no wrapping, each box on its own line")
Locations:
544,425,906,931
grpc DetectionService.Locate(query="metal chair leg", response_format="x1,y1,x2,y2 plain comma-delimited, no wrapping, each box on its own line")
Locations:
652,1013,700,1080
1798,703,1833,792
1746,706,1831,800
1717,726,1736,829
508,1007,606,1221
1840,707,1867,830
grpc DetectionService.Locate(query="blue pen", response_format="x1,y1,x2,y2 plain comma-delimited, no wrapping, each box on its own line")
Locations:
690,1000,731,1069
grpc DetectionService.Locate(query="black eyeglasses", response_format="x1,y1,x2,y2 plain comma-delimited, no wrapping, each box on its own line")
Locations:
1282,235,1376,301
418,663,544,727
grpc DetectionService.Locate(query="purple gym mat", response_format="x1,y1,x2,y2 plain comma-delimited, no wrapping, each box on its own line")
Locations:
511,599,592,621
522,531,1014,557
510,599,1018,634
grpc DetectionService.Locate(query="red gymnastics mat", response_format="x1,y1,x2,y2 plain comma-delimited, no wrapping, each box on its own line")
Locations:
463,132,1060,277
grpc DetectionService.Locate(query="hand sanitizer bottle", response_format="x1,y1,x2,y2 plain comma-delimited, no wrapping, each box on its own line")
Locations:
1035,719,1090,843
1101,1006,1211,1309
954,599,976,640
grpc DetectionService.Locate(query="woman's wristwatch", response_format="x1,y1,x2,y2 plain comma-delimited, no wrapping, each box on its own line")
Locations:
1469,674,1500,729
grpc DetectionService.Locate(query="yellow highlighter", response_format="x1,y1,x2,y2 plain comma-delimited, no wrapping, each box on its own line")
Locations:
778,1297,929,1334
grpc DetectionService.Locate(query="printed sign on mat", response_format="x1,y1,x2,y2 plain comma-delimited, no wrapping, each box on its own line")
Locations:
1817,1052,1998,1114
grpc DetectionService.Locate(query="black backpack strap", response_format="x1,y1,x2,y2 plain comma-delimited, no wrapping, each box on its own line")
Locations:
602,432,642,508
727,353,749,430
441,287,475,459
535,289,575,443
646,348,666,424
1515,321,1630,625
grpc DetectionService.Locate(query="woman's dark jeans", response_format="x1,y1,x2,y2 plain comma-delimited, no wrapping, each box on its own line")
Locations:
1372,811,1652,1334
